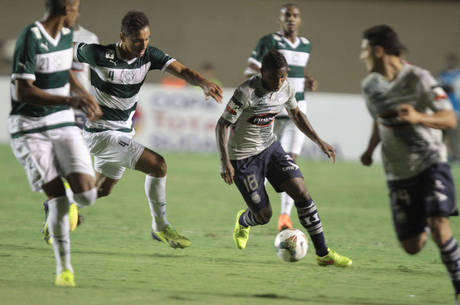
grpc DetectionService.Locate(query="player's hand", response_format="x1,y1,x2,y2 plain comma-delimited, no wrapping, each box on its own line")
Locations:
220,161,235,185
360,150,373,166
318,140,336,163
396,104,420,124
202,80,223,104
305,75,318,92
69,95,102,121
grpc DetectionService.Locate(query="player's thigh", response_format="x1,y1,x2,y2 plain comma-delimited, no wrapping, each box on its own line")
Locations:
388,177,426,241
134,147,166,176
53,127,95,189
231,157,270,214
422,163,458,218
266,141,304,194
10,132,60,192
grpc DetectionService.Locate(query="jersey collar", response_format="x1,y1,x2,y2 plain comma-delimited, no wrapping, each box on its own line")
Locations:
115,42,138,65
35,21,61,47
278,31,300,49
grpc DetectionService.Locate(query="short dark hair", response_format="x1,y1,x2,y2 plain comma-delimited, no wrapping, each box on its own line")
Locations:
45,0,74,15
261,49,288,71
363,25,406,56
121,11,150,36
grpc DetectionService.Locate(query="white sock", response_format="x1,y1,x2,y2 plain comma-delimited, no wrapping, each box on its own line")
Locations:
280,192,294,215
47,196,73,274
145,175,169,232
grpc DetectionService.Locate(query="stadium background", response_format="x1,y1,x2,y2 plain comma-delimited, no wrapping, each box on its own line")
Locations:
0,0,459,159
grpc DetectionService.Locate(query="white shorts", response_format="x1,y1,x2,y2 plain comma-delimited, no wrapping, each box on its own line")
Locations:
274,100,307,156
83,130,145,180
11,126,94,192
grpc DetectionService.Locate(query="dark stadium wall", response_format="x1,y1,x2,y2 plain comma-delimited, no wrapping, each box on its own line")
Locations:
1,0,459,93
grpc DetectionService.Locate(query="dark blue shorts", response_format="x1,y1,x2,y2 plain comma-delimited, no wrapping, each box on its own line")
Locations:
231,141,303,212
387,163,458,241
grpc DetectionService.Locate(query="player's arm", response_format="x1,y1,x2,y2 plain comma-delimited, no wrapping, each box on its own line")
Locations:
396,104,456,129
215,117,235,185
288,106,336,163
360,120,380,166
165,61,223,103
16,78,102,121
69,71,102,120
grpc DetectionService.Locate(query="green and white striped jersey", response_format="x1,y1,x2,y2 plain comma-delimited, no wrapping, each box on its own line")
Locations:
74,42,174,133
248,32,311,102
8,21,75,138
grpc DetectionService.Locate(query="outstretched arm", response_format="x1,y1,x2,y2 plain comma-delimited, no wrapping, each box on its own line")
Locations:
360,120,380,166
166,61,223,103
215,117,235,185
288,107,336,163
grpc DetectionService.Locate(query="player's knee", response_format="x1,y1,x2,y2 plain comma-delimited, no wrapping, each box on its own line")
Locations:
74,188,97,207
292,190,311,203
400,236,426,255
151,155,167,177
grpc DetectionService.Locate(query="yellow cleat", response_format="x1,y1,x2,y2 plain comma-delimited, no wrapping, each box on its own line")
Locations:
316,248,352,267
151,225,191,249
68,203,79,233
233,209,251,249
55,269,75,287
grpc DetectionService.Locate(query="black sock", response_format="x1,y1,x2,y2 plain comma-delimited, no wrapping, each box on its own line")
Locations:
295,198,328,256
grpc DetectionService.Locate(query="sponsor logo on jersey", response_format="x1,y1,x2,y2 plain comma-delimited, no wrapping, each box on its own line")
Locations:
432,86,448,101
247,113,277,126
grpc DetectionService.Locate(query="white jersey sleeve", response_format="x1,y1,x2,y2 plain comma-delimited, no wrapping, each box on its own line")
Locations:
221,87,247,124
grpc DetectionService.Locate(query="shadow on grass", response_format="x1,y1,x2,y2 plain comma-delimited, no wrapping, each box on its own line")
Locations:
167,290,416,305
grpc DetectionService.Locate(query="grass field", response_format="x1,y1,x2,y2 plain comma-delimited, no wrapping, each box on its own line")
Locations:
1,143,459,305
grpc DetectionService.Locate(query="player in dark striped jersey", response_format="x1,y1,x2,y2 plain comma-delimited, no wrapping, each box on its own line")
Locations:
73,11,223,249
360,25,460,304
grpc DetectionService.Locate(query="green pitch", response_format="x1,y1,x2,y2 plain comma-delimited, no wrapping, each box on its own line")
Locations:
0,143,459,305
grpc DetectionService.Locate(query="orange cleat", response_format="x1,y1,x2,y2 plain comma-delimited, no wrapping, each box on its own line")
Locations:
277,213,293,231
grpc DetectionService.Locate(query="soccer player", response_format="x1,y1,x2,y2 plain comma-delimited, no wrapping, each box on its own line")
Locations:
245,3,318,231
9,0,102,287
42,22,100,244
359,25,460,303
216,50,351,267
73,11,223,249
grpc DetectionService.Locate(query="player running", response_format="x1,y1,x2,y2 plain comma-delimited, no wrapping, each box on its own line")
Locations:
9,0,102,287
245,3,318,231
359,25,460,304
216,49,351,267
73,11,223,249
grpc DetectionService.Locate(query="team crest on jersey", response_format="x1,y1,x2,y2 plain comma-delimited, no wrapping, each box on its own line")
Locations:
105,49,115,60
247,113,277,126
121,70,135,83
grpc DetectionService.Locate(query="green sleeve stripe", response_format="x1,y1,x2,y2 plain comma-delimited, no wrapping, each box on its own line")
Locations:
10,122,76,138
91,69,143,98
100,102,137,121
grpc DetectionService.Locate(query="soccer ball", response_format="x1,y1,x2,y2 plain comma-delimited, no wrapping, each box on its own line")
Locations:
274,228,308,262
